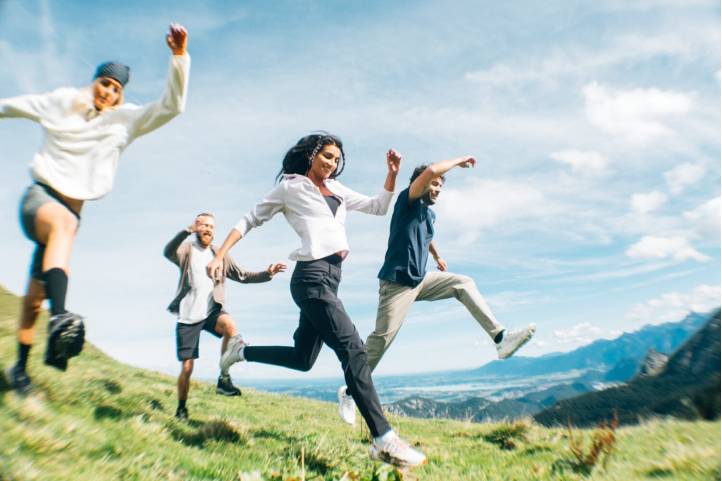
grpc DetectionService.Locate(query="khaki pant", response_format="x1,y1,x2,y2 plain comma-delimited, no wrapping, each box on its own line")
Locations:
365,271,504,371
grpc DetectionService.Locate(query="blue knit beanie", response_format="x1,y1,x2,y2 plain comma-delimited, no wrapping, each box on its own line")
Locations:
93,62,130,86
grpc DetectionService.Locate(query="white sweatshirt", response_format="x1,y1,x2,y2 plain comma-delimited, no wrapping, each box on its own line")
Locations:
235,174,394,261
0,54,190,200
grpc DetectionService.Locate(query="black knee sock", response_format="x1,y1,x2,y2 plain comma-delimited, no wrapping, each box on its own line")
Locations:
42,268,68,316
178,399,187,409
494,330,505,344
17,342,31,371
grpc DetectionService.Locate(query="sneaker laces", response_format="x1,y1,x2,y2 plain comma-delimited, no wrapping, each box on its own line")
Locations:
380,434,411,457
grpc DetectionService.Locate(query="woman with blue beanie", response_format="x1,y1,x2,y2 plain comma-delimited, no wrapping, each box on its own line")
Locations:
2,24,191,393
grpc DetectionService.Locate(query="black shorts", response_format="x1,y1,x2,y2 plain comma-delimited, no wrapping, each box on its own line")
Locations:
175,307,225,361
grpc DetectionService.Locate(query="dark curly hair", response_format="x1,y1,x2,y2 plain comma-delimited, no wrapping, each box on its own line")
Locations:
410,164,445,184
276,132,346,183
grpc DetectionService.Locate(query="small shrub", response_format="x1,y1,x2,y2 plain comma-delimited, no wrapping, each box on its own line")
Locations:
483,421,530,450
567,413,618,474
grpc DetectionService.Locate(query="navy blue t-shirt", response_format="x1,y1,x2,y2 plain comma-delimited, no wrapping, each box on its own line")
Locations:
378,188,435,287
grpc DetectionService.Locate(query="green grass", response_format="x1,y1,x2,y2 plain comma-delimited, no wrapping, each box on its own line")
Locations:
0,286,719,481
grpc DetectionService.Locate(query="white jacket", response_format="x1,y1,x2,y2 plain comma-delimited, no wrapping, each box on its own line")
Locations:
0,54,190,200
236,174,394,261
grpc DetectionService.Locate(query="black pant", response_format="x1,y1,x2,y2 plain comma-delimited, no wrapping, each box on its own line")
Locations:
244,254,391,437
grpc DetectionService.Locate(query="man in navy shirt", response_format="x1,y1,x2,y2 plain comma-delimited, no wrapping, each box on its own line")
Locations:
337,156,536,425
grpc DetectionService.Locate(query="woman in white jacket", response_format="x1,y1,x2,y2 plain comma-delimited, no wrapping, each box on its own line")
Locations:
3,24,191,393
208,133,427,468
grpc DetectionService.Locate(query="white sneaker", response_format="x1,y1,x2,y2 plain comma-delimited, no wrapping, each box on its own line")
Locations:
496,324,536,359
220,335,246,373
370,432,427,467
337,385,357,425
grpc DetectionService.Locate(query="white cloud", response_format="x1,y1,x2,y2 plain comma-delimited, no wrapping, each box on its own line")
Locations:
626,235,709,262
583,82,694,143
626,284,720,325
464,26,718,88
550,150,608,175
554,322,602,344
683,196,721,238
435,179,550,244
630,190,668,213
664,162,707,195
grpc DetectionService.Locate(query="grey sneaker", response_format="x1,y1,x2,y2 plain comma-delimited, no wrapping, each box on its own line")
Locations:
219,335,246,374
216,374,242,396
496,324,536,359
337,385,356,425
370,432,427,467
45,312,85,371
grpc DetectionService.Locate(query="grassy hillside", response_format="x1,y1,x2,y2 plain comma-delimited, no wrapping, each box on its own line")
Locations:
0,286,719,481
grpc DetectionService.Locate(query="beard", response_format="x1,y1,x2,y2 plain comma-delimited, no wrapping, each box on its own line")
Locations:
196,231,213,247
423,191,437,205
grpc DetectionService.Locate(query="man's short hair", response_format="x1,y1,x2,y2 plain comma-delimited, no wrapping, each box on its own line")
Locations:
410,164,445,184
196,212,215,219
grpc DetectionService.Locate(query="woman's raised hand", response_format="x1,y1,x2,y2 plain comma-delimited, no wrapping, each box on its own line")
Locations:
166,23,188,55
387,149,402,174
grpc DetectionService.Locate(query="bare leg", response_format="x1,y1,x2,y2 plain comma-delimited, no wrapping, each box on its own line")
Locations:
18,278,46,346
34,202,78,274
215,313,237,356
32,202,78,317
177,359,194,402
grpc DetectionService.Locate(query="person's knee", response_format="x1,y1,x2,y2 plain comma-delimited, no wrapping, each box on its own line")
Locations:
180,360,194,376
453,274,476,294
297,361,313,372
224,319,237,337
294,354,317,372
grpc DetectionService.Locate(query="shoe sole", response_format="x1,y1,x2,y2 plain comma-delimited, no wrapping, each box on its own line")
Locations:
45,317,85,370
370,448,428,468
216,387,242,396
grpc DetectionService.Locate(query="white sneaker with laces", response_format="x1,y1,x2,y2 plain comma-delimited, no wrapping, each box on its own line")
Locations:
370,432,427,467
496,323,536,359
337,385,357,425
220,335,246,373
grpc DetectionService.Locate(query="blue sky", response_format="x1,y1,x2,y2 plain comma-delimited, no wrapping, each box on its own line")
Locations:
0,0,719,380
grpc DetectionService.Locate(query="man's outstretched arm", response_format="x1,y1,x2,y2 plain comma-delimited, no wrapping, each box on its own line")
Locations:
408,156,476,202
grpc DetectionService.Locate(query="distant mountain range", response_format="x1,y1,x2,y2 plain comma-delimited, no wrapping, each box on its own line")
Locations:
386,382,591,422
470,311,709,379
385,310,714,422
534,309,721,427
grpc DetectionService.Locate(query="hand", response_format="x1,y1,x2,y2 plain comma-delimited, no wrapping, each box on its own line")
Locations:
166,23,188,55
206,256,224,281
457,156,476,169
187,221,197,233
267,262,288,277
435,257,448,271
387,149,402,174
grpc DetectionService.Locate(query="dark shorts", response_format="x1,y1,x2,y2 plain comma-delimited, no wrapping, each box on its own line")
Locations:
175,306,225,361
19,183,81,281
